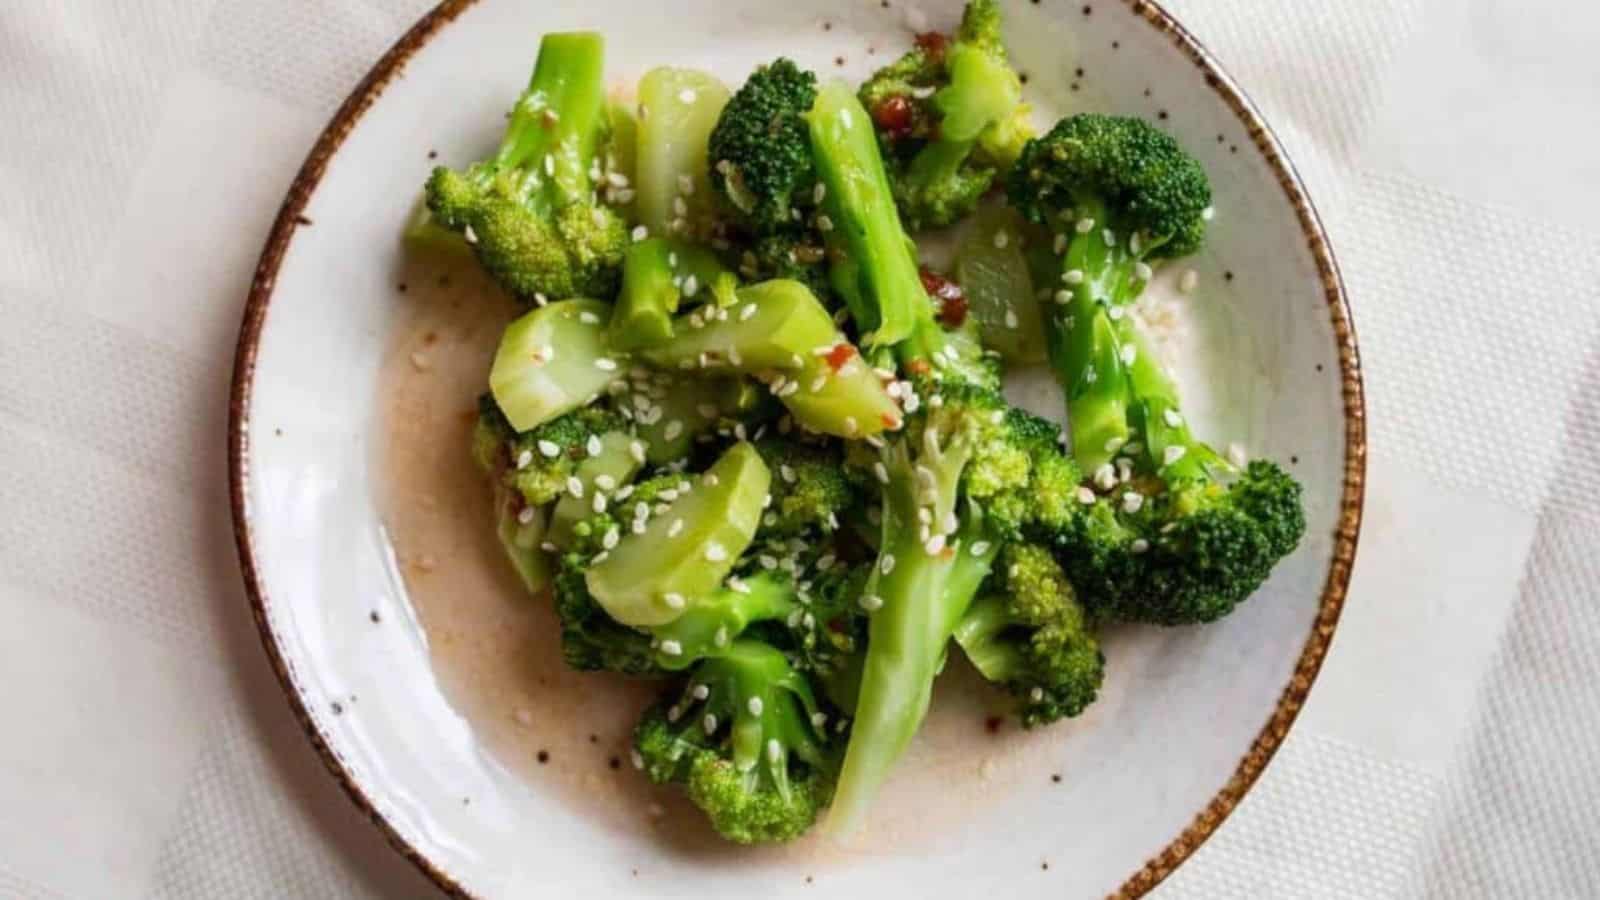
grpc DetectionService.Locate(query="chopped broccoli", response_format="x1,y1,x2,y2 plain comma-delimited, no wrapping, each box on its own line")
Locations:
425,33,628,303
552,551,663,675
634,640,836,843
754,438,859,538
859,0,1032,229
708,59,820,233
954,543,1102,726
1005,113,1210,473
474,394,627,508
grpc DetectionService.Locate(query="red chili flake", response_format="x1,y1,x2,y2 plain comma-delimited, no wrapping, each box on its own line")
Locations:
824,342,856,372
881,413,903,430
915,30,948,62
904,359,931,377
920,267,968,326
872,95,914,139
938,294,968,327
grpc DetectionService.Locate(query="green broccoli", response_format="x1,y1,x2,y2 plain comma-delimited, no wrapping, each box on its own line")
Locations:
859,0,1032,229
1005,113,1210,474
425,33,628,303
709,59,820,233
473,394,627,508
634,640,836,843
552,550,663,675
753,438,859,538
953,543,1102,726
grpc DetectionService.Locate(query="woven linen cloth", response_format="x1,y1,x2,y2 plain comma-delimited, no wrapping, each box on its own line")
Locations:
2,1,1596,897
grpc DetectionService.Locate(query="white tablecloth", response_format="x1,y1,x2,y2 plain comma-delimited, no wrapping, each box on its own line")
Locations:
3,1,1596,896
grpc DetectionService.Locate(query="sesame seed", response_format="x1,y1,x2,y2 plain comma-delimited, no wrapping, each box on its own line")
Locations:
515,449,534,469
811,711,828,729
993,230,1010,249
677,173,695,196
1120,344,1137,365
727,347,742,366
517,506,536,525
1076,486,1096,504
873,462,890,485
566,476,585,498
678,88,698,104
1201,205,1215,221
1030,686,1045,702
692,683,709,700
1104,435,1126,454
537,440,561,459
1133,261,1154,281
860,594,884,612
664,420,684,440
747,696,765,716
728,577,751,594
1163,445,1188,466
682,274,699,297
578,310,600,326
1228,443,1249,467
668,518,685,537
766,738,782,763
594,357,618,371
705,542,727,562
629,440,647,463
632,520,647,535
1094,463,1117,490
1131,538,1150,554
924,533,946,555
1075,217,1095,234
590,550,609,564
880,553,896,575
543,154,555,176
941,510,958,533
631,750,645,770
1108,304,1125,321
816,553,837,571
1054,289,1072,305
1054,233,1068,254
703,713,718,734
672,196,688,217
631,225,649,242
844,416,858,435
1122,492,1144,514
1163,409,1184,428
534,293,550,307
810,374,828,392
714,626,730,647
1004,308,1019,329
541,541,558,553
970,540,992,557
1102,228,1116,247
1179,269,1200,294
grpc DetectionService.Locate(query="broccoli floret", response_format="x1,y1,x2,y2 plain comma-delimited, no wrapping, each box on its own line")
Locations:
648,571,801,669
473,393,628,507
552,552,663,676
634,640,836,843
425,33,628,303
709,59,819,233
754,439,859,538
737,229,832,300
954,543,1102,726
859,0,1032,229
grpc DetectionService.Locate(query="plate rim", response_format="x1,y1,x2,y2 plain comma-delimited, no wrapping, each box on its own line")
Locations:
226,1,1367,896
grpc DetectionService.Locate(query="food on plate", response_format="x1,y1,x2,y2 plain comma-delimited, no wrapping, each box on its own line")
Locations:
412,0,1305,845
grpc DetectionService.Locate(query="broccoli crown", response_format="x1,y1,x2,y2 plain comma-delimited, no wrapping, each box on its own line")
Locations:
708,59,820,233
1056,458,1306,625
955,543,1103,727
735,229,832,301
633,640,835,843
754,438,860,538
1007,113,1211,258
970,406,1084,541
424,34,628,302
499,404,629,506
858,0,1030,230
552,552,663,676
787,559,870,681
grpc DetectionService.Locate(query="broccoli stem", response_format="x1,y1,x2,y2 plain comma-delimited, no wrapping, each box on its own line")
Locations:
826,437,999,836
493,486,552,594
807,82,934,348
636,68,731,237
495,32,607,213
1045,195,1137,473
611,238,738,350
949,596,1019,681
649,572,798,670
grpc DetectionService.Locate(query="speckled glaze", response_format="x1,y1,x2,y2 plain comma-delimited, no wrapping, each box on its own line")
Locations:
229,1,1364,897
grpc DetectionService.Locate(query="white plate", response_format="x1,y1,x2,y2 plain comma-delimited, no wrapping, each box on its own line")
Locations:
229,0,1365,896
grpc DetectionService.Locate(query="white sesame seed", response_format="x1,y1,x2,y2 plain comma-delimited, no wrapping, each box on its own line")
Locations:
678,88,698,104
993,230,1010,249
536,440,560,459
1163,408,1184,428
924,533,947,556
1075,217,1095,234
1094,463,1117,490
844,416,858,435
543,154,555,176
594,357,618,371
1131,538,1150,554
727,347,742,366
682,274,699,297
692,683,710,701
631,225,649,242
728,577,751,594
705,542,727,562
1120,344,1138,365
1103,228,1116,247
1122,491,1145,514
566,476,585,498
1179,269,1200,294
631,749,645,770
811,711,828,729
880,553,896,575
677,173,695,196
1063,270,1085,286
541,541,559,553
1133,261,1154,281
703,713,718,734
629,440,647,464
632,520,647,535
766,738,782,763
873,461,890,485
759,554,778,570
860,594,883,612
1004,308,1019,329
1030,686,1045,702
672,195,688,217
1054,289,1073,306
534,293,550,307
590,550,609,564
746,696,764,716
517,506,536,525
941,510,958,534
664,420,684,440
668,518,684,538
970,540,992,557
515,449,534,469
816,553,836,571
1076,486,1097,505
592,493,610,515
1201,205,1215,221
1163,445,1188,466
1108,304,1126,321
714,626,730,647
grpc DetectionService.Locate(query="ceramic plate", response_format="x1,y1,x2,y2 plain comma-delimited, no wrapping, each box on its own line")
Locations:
229,0,1364,896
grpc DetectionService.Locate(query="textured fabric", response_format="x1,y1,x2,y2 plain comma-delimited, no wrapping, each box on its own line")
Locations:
1,0,1596,897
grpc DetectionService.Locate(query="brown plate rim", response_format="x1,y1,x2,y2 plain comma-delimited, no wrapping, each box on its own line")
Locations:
226,1,1366,897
